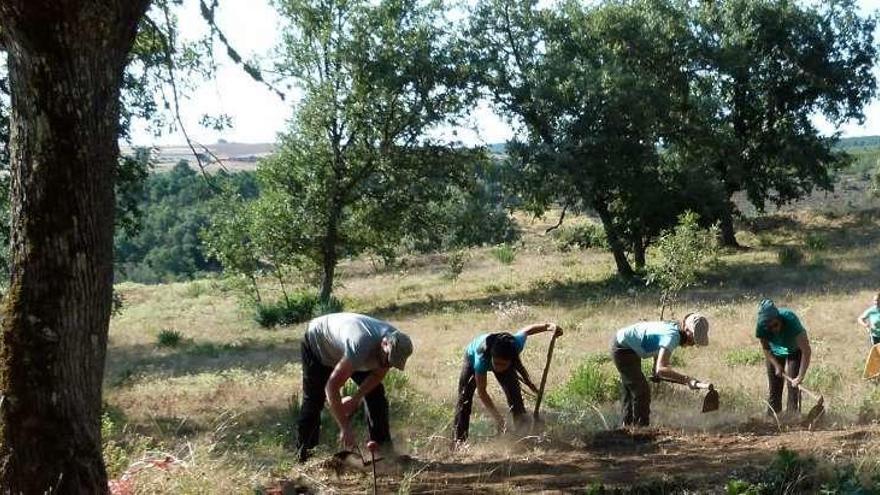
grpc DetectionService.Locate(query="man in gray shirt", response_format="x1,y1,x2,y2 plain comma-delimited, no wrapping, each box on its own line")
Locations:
296,312,413,462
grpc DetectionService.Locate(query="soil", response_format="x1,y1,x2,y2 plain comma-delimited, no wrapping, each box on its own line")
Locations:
267,423,880,494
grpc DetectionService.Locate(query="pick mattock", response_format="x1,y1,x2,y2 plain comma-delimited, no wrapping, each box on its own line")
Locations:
783,374,825,428
652,376,719,413
531,328,560,431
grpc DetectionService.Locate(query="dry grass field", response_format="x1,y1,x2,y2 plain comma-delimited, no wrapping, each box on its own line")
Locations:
104,205,880,493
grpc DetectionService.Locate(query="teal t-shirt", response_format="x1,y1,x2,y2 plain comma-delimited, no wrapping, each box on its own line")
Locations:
755,308,805,357
465,331,527,374
861,305,880,338
615,321,681,359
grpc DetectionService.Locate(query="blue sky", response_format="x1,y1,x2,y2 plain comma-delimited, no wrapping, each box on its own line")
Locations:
131,0,880,147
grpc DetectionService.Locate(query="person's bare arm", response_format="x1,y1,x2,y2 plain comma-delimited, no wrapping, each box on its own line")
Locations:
518,322,564,337
654,347,693,384
350,368,389,405
326,358,356,448
792,332,811,387
859,314,871,329
760,338,783,377
475,373,505,431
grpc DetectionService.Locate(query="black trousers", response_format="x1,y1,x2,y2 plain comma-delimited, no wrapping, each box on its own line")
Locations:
453,353,526,442
295,340,391,460
766,351,802,415
611,344,650,427
872,334,880,346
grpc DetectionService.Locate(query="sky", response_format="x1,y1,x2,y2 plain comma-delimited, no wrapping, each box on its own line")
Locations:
131,0,880,148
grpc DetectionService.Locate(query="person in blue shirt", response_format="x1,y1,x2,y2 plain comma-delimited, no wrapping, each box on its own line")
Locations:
857,291,880,346
453,322,563,445
610,313,711,427
755,299,812,415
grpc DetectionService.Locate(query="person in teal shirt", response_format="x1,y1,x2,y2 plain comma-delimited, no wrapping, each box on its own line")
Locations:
755,299,812,415
857,291,880,346
610,313,711,427
453,322,563,445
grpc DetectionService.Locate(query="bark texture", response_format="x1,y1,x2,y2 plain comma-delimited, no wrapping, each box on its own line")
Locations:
0,1,149,493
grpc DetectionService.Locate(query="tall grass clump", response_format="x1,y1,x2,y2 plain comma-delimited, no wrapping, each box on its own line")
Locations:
777,246,804,267
724,348,764,367
546,358,618,411
491,243,516,265
156,328,183,348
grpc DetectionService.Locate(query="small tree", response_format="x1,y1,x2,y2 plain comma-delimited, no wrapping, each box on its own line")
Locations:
645,211,719,319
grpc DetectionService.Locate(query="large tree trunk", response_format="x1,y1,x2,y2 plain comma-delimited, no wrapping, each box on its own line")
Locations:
319,214,340,303
718,200,741,248
0,2,149,493
594,201,635,279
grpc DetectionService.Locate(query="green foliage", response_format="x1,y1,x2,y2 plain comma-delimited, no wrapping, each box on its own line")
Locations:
444,251,467,281
804,232,828,251
546,359,618,410
645,212,719,317
724,348,764,367
156,328,183,348
253,291,332,328
115,162,258,284
311,296,344,318
725,449,817,494
777,246,804,267
491,244,516,265
554,222,608,251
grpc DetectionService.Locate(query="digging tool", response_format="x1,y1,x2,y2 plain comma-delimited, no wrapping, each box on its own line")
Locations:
864,344,880,380
532,328,561,424
367,441,379,495
782,374,825,427
651,376,719,413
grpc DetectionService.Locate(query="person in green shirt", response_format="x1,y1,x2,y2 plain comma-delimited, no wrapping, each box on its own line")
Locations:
755,299,812,415
857,291,880,346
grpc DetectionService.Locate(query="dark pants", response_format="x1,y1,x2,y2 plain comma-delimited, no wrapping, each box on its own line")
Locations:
766,351,802,415
453,353,527,442
611,344,650,427
872,335,880,346
296,340,391,461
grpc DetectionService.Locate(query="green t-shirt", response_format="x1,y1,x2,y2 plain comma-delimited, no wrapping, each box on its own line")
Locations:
755,308,805,357
861,305,880,338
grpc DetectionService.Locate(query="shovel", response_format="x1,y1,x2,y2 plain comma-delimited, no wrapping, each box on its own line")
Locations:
783,374,825,427
652,376,719,413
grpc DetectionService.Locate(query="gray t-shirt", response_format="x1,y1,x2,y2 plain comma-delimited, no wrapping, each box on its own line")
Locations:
306,313,398,371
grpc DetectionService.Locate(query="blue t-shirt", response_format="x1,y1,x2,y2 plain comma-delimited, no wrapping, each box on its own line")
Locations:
465,331,527,374
861,305,880,338
615,321,681,358
755,308,805,357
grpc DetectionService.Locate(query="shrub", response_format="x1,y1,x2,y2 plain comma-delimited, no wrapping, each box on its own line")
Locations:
253,291,324,328
553,222,608,251
777,246,804,267
491,244,516,265
546,360,618,410
156,329,183,348
726,448,817,494
804,232,828,251
724,348,764,367
312,296,344,318
444,250,466,280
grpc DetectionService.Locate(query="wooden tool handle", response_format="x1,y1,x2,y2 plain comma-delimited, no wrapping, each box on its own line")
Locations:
782,373,818,399
533,332,559,419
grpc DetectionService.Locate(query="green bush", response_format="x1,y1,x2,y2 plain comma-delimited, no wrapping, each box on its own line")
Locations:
804,232,828,251
491,244,516,265
156,328,183,348
444,250,466,280
777,246,804,267
726,449,817,494
253,291,332,328
724,348,764,367
553,222,608,251
312,296,344,318
546,360,618,410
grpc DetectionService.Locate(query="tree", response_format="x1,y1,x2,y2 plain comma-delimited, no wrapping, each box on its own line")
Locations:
262,0,473,301
469,0,698,278
689,0,877,246
0,2,151,492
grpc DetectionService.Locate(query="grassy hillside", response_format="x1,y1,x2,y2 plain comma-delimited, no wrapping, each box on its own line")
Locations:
104,200,880,492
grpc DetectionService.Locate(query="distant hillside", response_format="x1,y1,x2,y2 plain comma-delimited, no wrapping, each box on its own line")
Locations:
122,142,275,172
836,135,880,150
